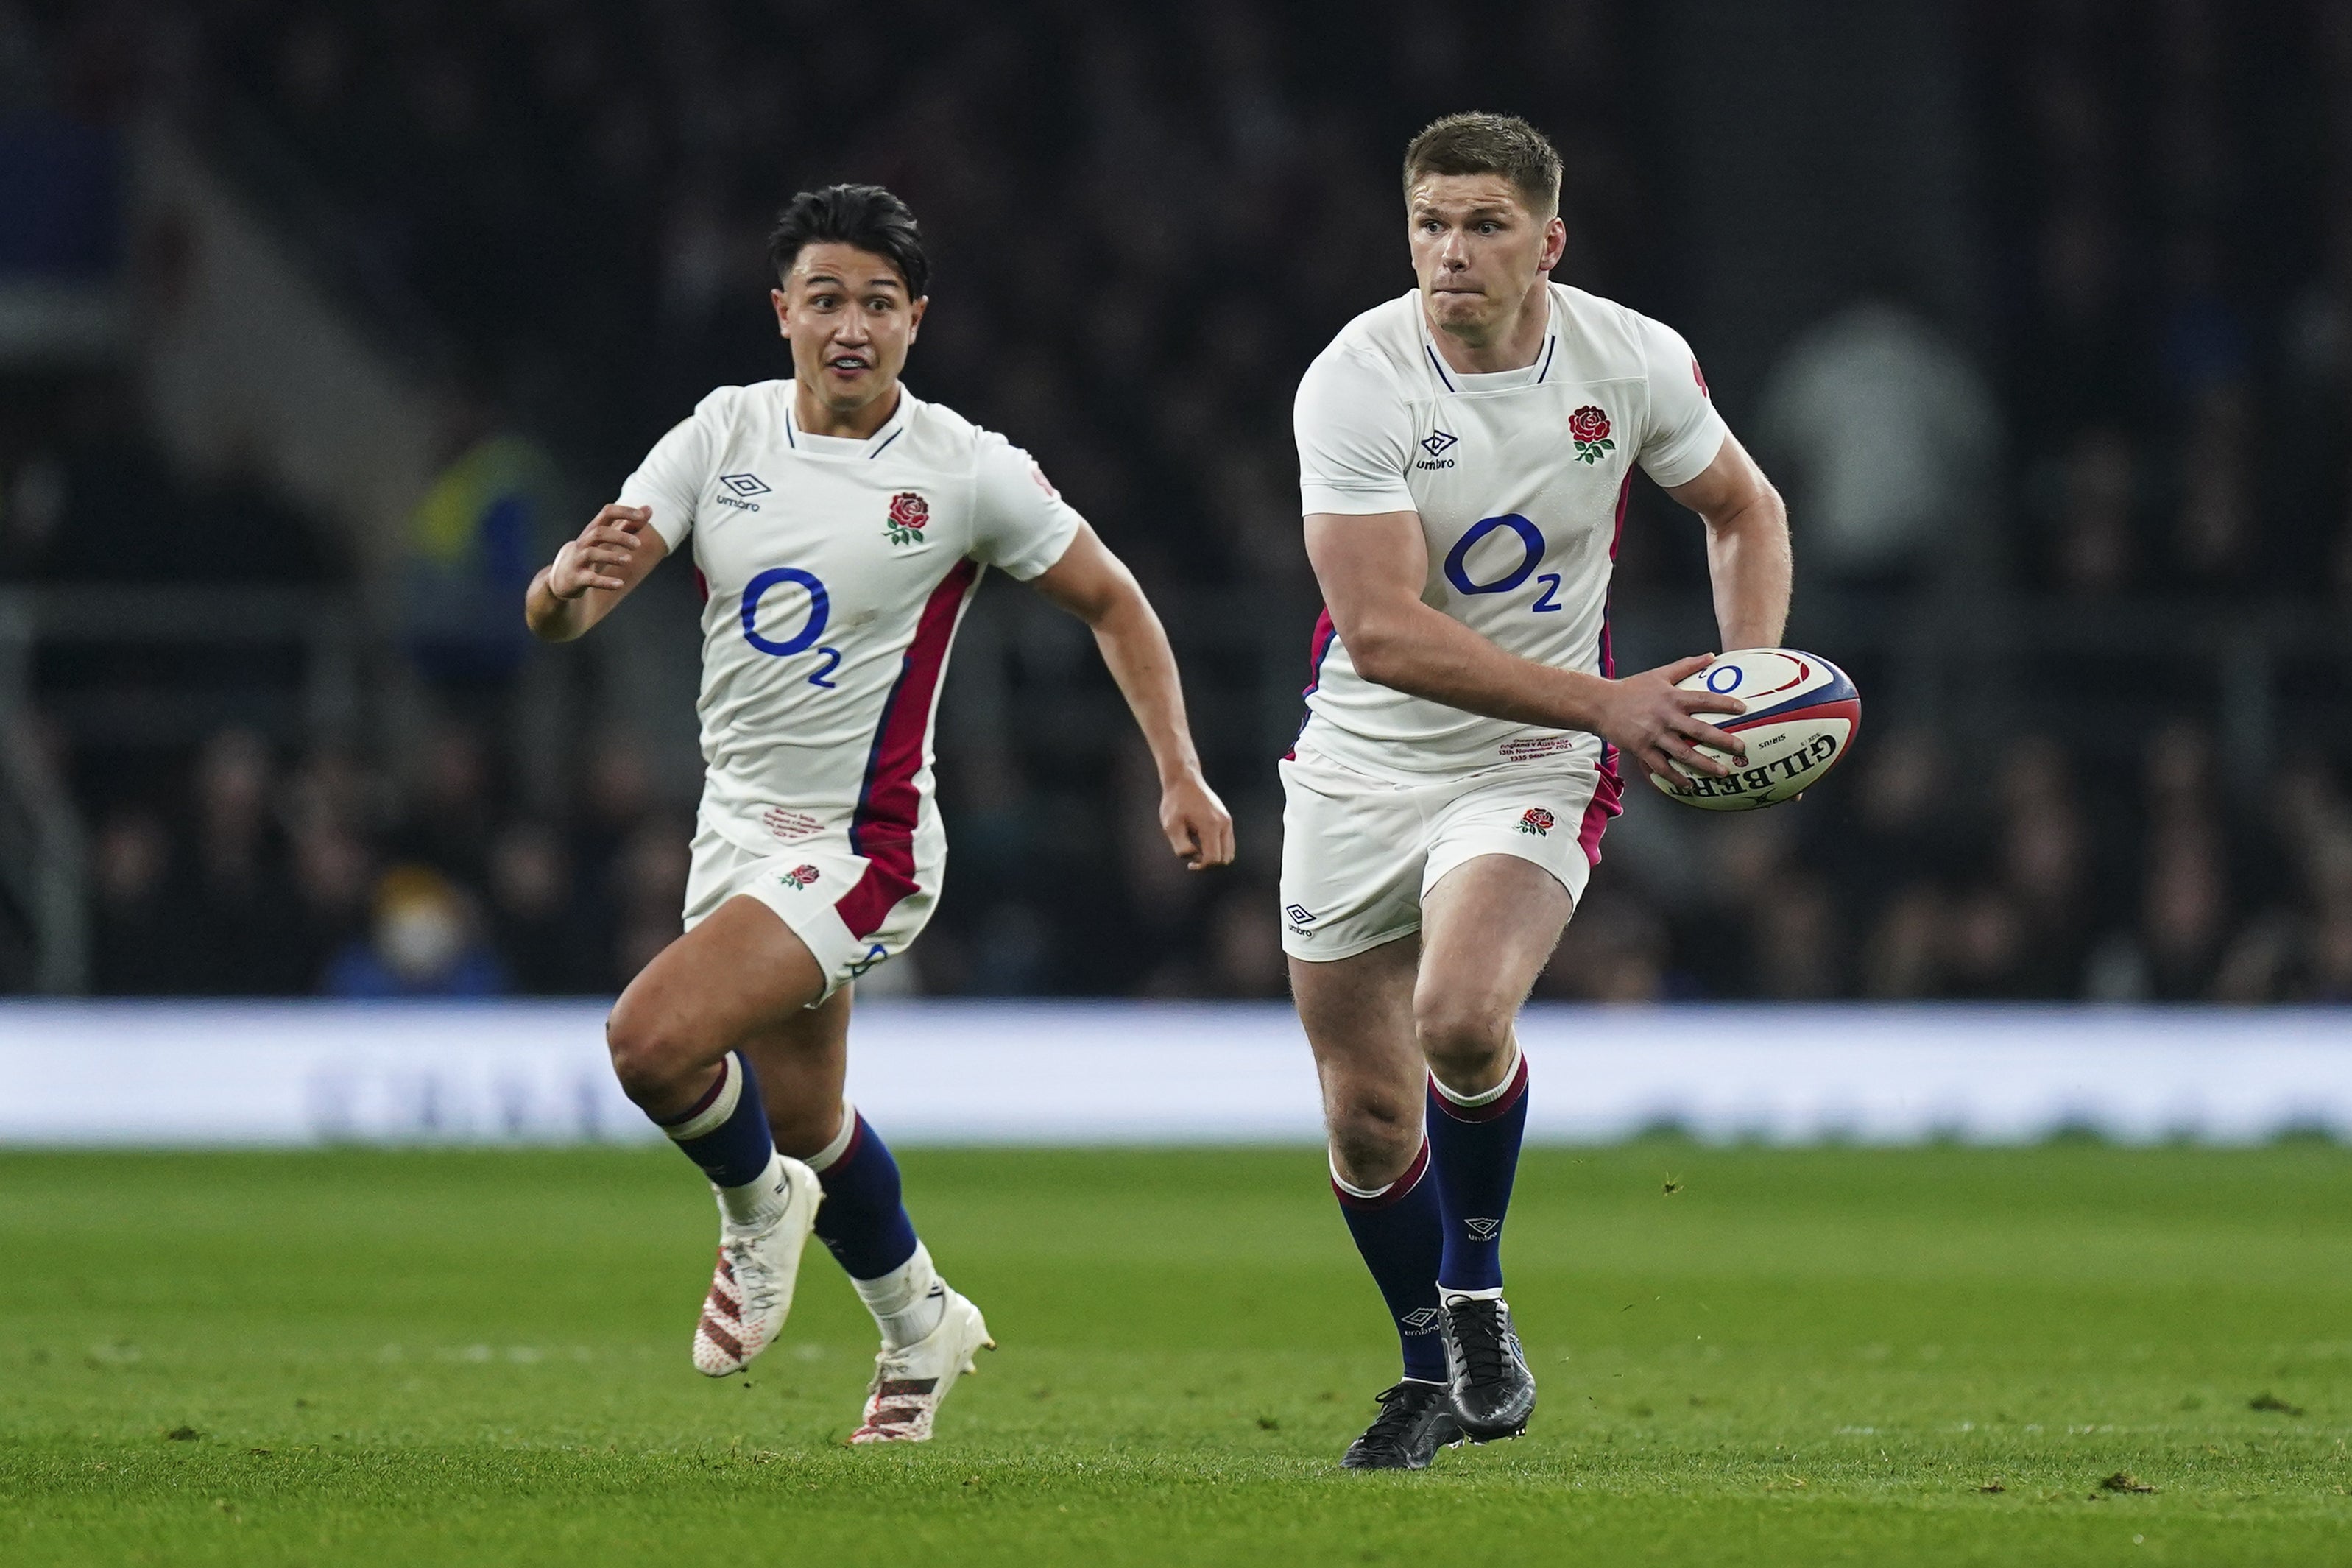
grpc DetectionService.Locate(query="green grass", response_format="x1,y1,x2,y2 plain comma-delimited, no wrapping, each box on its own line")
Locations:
3,1143,2350,1566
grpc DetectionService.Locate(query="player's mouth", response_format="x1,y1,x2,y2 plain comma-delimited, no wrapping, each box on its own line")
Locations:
827,353,872,373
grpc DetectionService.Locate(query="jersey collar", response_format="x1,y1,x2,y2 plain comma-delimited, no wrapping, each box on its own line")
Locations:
784,388,916,462
1422,289,1560,393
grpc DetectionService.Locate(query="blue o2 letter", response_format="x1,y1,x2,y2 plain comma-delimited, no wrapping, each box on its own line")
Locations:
1444,514,1546,596
740,567,830,656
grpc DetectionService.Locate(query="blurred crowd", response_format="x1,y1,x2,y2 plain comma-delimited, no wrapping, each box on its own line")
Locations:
1548,724,2352,1004
12,0,2352,1000
1976,0,2352,598
88,724,693,997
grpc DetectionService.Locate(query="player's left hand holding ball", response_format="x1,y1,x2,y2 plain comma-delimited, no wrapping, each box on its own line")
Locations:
1161,770,1235,872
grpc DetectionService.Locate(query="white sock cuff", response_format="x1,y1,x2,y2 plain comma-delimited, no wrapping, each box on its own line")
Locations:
1442,1285,1505,1304
663,1053,743,1142
806,1099,858,1173
1329,1155,1388,1201
1329,1148,1425,1201
852,1240,935,1309
1430,1040,1523,1110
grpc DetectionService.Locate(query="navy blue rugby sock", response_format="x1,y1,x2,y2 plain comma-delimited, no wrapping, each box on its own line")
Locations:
808,1106,920,1281
657,1050,777,1191
1427,1045,1530,1294
1332,1138,1448,1383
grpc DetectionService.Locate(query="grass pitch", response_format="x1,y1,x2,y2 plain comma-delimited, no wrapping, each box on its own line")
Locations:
3,1141,2349,1566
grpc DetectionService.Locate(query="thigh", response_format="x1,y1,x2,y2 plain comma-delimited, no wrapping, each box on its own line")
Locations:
741,984,854,1158
609,893,828,1071
1416,852,1574,1028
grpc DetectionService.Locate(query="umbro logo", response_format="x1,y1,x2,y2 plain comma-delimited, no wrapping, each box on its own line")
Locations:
1416,429,1458,471
1285,904,1315,926
719,473,771,497
1401,1307,1441,1333
1465,1218,1500,1240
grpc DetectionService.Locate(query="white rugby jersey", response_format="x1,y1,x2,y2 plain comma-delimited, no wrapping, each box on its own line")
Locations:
618,382,1080,930
1293,282,1729,785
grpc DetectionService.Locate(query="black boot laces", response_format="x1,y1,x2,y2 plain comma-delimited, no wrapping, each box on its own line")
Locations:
1447,1299,1513,1386
1360,1381,1439,1451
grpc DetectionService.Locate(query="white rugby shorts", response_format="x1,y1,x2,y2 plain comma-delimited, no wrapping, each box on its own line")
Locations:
682,819,939,1001
1278,742,1616,962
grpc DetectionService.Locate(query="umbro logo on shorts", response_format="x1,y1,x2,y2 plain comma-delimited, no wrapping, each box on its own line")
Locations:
1465,1218,1500,1240
1285,903,1315,925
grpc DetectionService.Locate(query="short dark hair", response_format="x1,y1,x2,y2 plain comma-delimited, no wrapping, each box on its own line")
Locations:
1402,113,1562,218
767,183,930,297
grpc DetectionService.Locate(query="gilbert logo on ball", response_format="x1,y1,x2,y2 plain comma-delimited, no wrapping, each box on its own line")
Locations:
1648,649,1860,811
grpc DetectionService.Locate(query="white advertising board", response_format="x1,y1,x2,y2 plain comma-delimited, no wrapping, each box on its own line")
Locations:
1,1000,2347,1148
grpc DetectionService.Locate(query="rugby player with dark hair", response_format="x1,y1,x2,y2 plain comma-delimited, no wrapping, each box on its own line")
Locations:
527,183,1233,1444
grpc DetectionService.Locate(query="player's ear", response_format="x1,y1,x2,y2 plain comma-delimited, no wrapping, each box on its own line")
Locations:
907,295,928,342
1539,215,1567,274
771,287,789,336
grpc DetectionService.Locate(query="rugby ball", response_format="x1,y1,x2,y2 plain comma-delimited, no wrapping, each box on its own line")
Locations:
1646,648,1860,811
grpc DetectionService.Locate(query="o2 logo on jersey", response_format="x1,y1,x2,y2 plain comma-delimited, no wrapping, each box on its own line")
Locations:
740,567,844,689
1444,514,1564,613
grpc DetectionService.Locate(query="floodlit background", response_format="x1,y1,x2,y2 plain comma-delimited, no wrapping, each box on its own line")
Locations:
0,0,2348,1012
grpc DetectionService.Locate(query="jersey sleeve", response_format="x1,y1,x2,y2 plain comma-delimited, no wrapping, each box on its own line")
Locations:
1294,345,1416,515
615,389,727,550
969,435,1085,580
1633,315,1731,490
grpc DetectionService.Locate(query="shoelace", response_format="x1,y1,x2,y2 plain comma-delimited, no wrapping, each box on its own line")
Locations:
721,1236,783,1313
1447,1300,1514,1385
1360,1383,1437,1449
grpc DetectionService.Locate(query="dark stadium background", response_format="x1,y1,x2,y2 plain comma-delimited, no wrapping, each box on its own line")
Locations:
2,0,2347,1006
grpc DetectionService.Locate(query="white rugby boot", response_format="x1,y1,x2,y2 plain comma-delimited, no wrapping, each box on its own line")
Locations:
846,1283,995,1444
691,1155,823,1377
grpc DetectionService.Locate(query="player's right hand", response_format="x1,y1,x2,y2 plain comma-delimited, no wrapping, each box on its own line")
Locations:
548,504,651,599
1598,654,1747,785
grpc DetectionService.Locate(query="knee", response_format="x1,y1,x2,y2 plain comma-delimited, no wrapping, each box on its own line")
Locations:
1413,991,1514,1086
1324,1084,1423,1186
604,1001,709,1109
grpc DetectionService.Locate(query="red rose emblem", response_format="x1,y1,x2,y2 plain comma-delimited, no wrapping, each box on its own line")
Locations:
1516,807,1556,836
887,492,929,530
1568,406,1611,445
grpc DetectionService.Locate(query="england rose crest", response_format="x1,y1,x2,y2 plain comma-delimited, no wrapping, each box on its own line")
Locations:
781,864,821,889
884,490,930,545
1516,807,1556,836
1568,406,1614,464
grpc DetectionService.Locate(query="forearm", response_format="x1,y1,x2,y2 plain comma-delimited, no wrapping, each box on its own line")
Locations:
1703,492,1791,651
1087,592,1205,781
1345,604,1611,732
525,568,596,643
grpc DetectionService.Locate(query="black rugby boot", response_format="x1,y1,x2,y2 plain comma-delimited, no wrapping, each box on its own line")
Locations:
1439,1293,1536,1441
1340,1380,1462,1470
